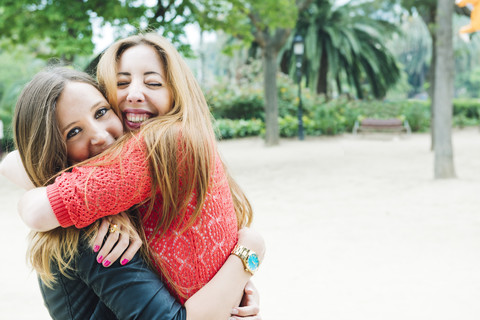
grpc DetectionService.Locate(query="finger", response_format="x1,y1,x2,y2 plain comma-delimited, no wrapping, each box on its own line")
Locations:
118,234,142,266
244,281,255,295
96,226,120,265
231,305,260,317
102,231,130,267
229,316,261,320
93,218,111,253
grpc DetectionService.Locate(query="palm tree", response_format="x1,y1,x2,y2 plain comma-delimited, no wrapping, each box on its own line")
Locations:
282,0,400,99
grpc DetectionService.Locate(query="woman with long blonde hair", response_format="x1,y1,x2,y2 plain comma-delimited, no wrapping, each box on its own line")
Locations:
1,66,264,319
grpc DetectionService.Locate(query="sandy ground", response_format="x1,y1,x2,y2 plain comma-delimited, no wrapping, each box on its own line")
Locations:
2,129,480,319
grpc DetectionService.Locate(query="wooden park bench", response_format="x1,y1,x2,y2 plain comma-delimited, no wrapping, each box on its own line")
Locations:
353,118,411,135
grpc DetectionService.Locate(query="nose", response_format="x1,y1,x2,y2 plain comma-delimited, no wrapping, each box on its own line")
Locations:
126,81,145,104
90,128,110,147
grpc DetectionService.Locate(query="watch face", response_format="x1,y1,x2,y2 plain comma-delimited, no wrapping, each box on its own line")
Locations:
247,253,259,272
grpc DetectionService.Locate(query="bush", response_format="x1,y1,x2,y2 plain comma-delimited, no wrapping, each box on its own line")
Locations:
453,99,480,119
214,118,264,140
207,71,480,139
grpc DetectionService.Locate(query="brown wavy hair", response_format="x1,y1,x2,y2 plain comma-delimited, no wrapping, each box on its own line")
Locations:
13,67,139,287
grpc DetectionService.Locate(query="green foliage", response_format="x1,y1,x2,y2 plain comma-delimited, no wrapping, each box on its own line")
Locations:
0,49,46,150
207,83,264,120
207,69,434,138
206,65,312,120
211,92,480,139
214,118,264,139
283,0,401,99
0,0,209,62
199,0,298,42
0,0,143,61
453,99,480,119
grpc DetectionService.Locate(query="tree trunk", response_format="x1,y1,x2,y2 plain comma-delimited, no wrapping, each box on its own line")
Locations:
336,74,342,96
433,0,455,179
317,43,328,97
429,27,437,151
263,41,280,146
423,6,437,151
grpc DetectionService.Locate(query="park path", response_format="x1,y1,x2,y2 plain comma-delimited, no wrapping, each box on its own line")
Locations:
2,129,480,319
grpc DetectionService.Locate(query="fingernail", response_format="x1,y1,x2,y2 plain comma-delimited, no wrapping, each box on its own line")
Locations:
93,245,100,252
121,259,129,265
231,308,238,315
97,256,103,263
103,260,111,267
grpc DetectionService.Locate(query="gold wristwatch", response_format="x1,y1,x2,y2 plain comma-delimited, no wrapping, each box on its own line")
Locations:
231,245,260,275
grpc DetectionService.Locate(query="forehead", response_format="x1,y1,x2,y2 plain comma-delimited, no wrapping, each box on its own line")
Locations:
56,81,106,124
118,44,164,72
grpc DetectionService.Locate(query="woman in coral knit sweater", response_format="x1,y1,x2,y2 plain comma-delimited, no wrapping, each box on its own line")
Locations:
1,66,264,319
14,34,264,314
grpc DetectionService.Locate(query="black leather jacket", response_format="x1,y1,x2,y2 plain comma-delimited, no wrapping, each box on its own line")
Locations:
38,237,186,320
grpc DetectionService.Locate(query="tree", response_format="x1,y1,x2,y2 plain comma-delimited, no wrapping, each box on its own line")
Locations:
282,0,400,100
198,0,313,146
433,0,455,178
0,0,205,63
0,0,147,62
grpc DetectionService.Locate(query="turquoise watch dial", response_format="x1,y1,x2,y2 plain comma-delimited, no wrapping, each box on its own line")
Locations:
247,253,259,272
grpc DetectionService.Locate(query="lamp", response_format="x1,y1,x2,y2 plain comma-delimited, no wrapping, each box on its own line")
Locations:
293,34,305,140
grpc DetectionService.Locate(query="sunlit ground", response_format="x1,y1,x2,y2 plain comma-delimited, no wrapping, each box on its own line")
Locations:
2,128,480,319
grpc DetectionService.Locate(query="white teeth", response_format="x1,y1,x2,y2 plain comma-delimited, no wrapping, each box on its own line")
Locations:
126,113,150,123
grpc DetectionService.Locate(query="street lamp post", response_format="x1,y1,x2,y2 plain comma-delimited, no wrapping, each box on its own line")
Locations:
293,34,305,140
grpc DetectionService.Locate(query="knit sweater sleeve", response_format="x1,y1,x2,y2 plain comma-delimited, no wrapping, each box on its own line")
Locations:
46,135,152,228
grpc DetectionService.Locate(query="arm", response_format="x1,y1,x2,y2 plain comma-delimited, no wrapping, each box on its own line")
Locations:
75,227,264,320
185,227,265,320
18,136,152,231
0,150,35,190
18,187,58,231
74,237,186,320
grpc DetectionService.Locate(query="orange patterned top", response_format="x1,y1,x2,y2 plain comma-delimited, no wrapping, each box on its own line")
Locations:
46,135,238,303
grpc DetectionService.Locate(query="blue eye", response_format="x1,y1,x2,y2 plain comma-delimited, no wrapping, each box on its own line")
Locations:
67,127,81,139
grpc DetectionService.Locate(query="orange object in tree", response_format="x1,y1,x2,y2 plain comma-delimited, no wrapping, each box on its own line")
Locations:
458,0,480,34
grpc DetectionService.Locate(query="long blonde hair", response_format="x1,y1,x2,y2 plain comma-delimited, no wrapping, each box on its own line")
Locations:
13,67,136,287
97,33,253,237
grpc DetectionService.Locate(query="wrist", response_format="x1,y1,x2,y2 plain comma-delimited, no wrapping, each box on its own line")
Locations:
237,228,265,263
231,244,260,275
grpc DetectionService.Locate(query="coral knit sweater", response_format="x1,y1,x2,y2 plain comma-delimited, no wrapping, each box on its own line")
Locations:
46,135,238,303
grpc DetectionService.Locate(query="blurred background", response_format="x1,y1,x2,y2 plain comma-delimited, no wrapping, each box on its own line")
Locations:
1,0,480,319
1,0,480,152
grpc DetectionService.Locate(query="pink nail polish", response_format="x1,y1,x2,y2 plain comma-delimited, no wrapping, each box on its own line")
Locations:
121,259,129,265
97,256,103,263
93,245,100,252
103,260,111,267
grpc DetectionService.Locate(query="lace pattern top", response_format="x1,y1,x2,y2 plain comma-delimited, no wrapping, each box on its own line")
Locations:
46,135,238,302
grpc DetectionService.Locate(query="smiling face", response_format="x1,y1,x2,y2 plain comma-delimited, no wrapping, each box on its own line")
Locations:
116,44,174,131
56,81,124,164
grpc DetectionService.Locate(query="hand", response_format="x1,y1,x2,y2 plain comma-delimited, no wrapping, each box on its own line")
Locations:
0,150,35,190
237,227,266,265
230,281,261,319
93,212,143,267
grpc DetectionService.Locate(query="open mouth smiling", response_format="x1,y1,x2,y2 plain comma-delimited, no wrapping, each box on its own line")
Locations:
123,109,155,129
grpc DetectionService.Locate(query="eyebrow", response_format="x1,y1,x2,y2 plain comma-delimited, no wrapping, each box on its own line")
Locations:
117,71,164,79
60,101,105,133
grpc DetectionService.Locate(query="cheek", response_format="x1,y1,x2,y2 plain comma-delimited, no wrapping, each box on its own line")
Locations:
117,90,127,108
109,118,124,138
156,92,173,115
67,141,89,164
